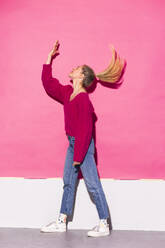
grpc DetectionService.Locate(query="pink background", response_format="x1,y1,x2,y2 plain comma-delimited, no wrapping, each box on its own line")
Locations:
1,0,165,179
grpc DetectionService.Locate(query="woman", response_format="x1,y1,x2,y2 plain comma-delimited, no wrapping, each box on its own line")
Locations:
40,40,125,237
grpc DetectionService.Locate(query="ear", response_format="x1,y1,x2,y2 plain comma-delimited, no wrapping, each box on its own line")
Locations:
81,73,85,78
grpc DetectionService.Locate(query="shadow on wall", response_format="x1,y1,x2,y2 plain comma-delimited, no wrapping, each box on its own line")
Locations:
72,61,127,231
78,59,127,180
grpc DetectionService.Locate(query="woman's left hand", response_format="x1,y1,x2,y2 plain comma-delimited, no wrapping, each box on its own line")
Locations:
72,161,81,166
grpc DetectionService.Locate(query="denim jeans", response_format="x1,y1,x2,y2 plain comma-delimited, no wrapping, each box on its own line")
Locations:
60,135,109,219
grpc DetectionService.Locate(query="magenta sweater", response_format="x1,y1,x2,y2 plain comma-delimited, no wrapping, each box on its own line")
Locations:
41,64,94,163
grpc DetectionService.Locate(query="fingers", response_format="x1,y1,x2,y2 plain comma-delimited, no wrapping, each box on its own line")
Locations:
51,40,60,55
54,40,59,47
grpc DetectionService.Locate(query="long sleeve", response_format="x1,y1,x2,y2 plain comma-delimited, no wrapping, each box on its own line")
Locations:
73,94,93,163
41,64,70,104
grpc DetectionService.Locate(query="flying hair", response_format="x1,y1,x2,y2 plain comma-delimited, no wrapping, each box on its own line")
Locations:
96,45,126,83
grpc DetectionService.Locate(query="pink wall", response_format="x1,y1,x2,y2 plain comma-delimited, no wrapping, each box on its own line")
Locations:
1,0,165,179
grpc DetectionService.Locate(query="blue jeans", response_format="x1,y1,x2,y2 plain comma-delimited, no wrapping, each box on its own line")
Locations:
60,135,109,219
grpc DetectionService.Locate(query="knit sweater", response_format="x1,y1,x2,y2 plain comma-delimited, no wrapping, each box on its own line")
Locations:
41,63,94,163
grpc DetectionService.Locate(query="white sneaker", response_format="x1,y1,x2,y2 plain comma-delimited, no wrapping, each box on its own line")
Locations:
40,219,67,233
87,223,110,237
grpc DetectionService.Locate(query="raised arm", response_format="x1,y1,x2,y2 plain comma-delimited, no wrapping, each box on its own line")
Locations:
41,41,70,104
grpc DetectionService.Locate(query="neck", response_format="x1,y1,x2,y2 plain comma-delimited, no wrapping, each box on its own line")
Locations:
72,79,86,94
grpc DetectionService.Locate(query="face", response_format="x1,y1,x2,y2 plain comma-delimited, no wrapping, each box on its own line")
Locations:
69,65,84,79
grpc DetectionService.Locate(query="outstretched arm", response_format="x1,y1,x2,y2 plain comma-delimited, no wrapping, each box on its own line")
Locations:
41,41,70,104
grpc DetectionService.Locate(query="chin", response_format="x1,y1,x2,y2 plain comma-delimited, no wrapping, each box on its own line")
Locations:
68,73,73,78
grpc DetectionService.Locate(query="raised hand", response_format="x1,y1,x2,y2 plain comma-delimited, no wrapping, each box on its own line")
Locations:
46,40,60,64
48,40,60,58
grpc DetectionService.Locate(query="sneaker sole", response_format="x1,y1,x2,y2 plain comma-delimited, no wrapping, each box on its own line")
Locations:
87,231,110,237
40,228,66,233
40,230,66,233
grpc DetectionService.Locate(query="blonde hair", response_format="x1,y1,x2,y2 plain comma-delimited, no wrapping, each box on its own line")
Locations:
96,45,126,83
